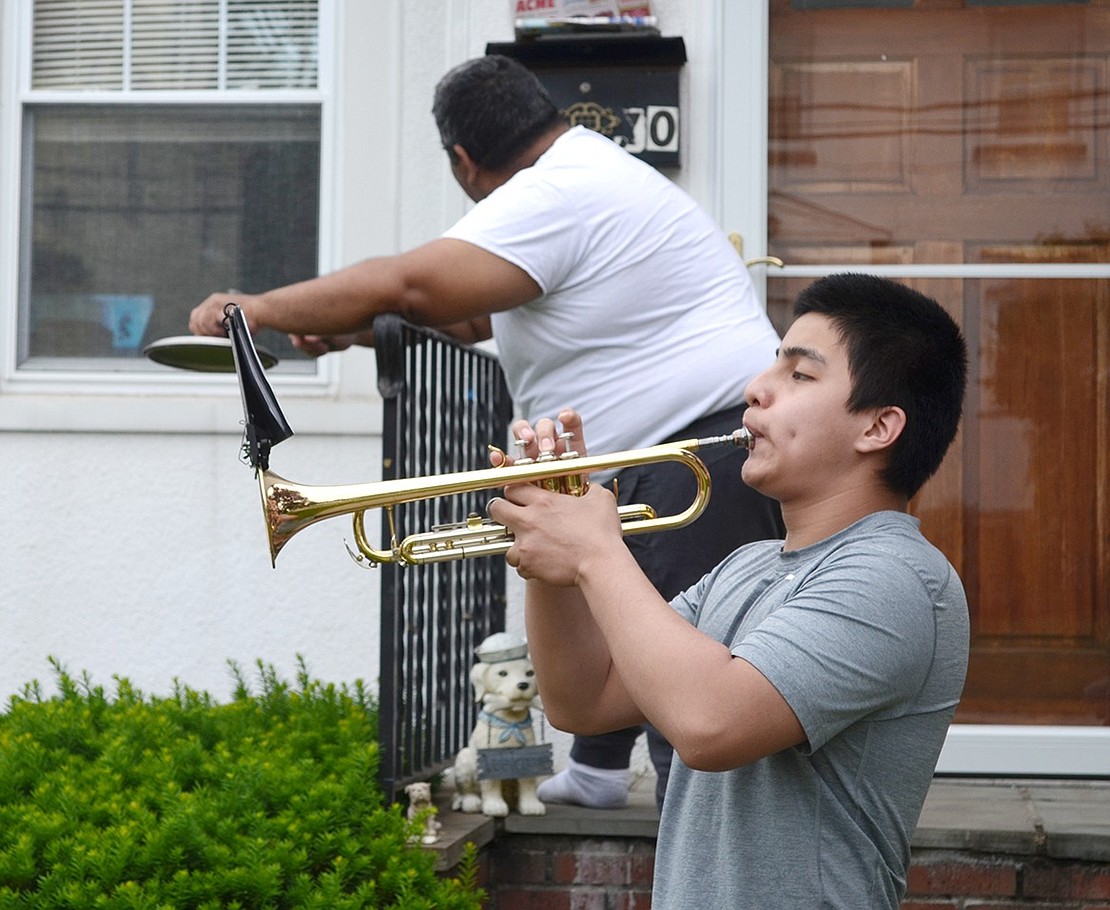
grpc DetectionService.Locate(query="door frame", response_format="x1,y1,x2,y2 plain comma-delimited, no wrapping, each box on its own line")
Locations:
713,0,1110,777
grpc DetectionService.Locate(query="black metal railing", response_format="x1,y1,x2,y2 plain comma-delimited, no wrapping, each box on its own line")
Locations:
373,314,513,803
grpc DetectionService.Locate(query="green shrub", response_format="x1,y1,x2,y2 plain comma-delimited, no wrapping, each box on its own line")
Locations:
0,658,483,910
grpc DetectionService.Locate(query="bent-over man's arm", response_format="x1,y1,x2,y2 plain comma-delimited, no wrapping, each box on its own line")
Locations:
189,238,537,344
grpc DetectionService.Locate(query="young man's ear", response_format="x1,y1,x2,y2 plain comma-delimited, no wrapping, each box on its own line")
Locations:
857,406,907,453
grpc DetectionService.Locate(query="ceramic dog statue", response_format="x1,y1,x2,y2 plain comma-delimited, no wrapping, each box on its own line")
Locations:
404,781,442,845
452,633,547,817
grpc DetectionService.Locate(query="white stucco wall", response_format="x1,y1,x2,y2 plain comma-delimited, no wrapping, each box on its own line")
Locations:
2,427,386,702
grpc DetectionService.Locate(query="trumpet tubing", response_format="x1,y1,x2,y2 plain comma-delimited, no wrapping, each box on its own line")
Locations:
259,428,752,567
389,503,661,565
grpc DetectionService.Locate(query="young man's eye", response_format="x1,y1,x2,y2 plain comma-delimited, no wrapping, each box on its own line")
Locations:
791,370,812,381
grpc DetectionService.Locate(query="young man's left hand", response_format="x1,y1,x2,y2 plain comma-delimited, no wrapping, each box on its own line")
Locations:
489,408,625,586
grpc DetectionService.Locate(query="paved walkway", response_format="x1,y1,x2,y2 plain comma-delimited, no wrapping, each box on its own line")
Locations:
914,778,1110,862
433,778,1110,869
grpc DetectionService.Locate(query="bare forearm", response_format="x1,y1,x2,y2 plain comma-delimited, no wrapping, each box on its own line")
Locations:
192,238,537,342
524,577,643,734
250,259,406,336
573,554,805,771
343,316,491,348
575,554,731,743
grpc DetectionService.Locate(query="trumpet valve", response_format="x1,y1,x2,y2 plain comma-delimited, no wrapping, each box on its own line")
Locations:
534,446,562,491
553,431,588,494
558,450,588,496
512,438,534,466
563,474,589,496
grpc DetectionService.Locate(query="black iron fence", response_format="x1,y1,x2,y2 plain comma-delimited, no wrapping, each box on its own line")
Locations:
372,315,513,803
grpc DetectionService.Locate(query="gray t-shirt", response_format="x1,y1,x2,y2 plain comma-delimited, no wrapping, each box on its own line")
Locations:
654,511,969,909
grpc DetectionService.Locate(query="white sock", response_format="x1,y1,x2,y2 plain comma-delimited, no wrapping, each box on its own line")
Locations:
537,757,629,809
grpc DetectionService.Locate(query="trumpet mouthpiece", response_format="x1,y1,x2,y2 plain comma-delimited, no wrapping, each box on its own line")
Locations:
696,427,754,450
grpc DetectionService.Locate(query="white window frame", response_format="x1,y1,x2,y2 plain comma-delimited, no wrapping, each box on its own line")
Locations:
0,0,380,435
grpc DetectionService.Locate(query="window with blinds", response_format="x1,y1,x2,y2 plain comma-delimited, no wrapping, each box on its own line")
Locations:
32,0,319,91
16,1,324,372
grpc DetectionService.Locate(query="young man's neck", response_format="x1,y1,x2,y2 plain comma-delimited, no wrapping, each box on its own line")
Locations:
780,485,908,551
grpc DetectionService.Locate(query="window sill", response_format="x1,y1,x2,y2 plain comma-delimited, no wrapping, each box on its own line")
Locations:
0,391,380,435
0,348,381,435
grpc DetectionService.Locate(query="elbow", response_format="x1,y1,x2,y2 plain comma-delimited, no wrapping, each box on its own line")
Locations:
540,702,609,737
539,702,580,733
673,741,739,773
672,738,734,773
396,291,432,328
666,713,749,773
537,691,635,739
667,716,800,772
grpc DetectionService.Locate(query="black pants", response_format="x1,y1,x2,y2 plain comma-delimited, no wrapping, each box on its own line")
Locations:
568,404,785,809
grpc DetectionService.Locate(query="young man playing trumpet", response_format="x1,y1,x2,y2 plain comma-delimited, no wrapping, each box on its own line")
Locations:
488,273,970,909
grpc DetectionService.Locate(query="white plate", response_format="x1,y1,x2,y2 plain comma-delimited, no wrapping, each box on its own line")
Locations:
143,335,278,373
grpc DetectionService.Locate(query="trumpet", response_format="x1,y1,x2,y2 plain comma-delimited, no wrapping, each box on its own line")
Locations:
217,300,754,568
260,428,753,567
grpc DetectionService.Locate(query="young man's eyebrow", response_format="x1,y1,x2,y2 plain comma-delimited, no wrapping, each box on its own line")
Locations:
778,345,827,364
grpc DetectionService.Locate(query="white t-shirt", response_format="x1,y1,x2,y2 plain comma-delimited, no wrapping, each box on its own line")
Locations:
443,126,780,457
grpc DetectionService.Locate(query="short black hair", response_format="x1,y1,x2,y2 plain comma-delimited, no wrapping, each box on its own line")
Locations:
432,55,563,171
793,273,968,499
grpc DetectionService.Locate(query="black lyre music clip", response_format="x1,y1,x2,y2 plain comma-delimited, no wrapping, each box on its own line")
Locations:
224,303,293,471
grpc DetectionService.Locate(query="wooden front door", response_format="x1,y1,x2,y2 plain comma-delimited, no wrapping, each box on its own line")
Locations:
767,0,1110,725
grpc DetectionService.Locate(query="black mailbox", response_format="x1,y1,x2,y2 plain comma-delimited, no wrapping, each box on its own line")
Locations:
485,36,687,168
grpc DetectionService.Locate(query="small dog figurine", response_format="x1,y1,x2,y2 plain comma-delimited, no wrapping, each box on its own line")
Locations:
404,781,442,845
452,633,546,817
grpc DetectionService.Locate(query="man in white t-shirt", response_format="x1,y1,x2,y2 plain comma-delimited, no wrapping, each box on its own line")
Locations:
190,54,785,809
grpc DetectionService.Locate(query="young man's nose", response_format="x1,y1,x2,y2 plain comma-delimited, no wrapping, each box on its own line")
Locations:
744,370,769,407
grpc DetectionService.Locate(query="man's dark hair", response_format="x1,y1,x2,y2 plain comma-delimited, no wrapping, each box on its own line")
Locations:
793,273,968,499
432,55,563,171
